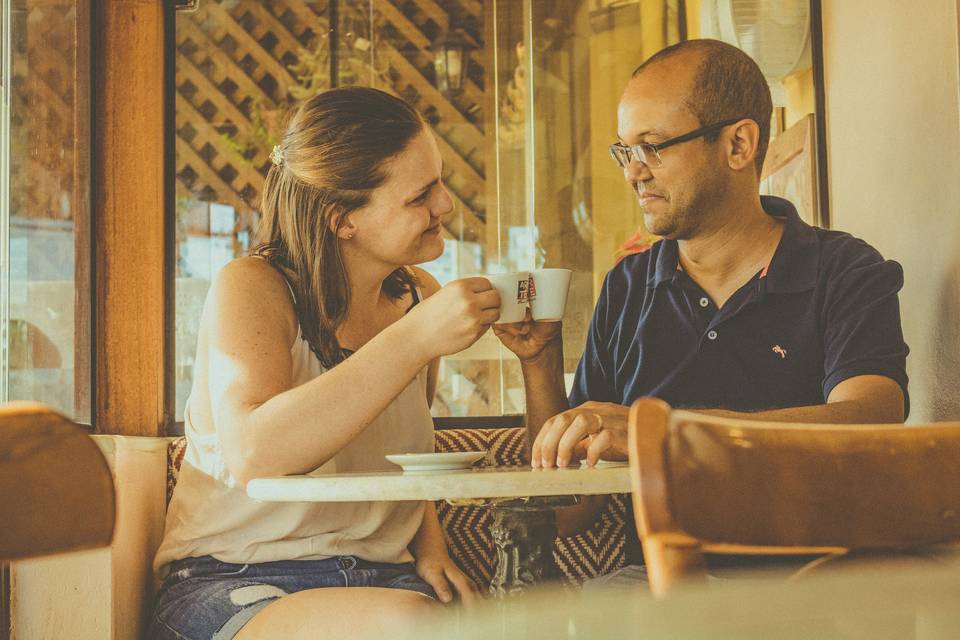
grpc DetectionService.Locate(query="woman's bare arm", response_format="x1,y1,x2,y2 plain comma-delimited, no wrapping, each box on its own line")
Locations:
208,259,496,485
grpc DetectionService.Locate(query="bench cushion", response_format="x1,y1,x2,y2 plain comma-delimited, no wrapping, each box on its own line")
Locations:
166,429,627,588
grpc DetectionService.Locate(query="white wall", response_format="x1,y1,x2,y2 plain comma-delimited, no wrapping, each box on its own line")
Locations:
822,0,960,422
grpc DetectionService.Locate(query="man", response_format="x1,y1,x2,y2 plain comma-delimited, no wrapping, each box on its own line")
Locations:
494,39,908,547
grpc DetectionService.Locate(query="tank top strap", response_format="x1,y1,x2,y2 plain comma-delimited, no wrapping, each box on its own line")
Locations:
407,284,424,313
281,275,298,307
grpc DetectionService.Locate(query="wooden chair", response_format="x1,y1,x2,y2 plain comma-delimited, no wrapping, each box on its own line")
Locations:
0,402,114,560
628,398,960,597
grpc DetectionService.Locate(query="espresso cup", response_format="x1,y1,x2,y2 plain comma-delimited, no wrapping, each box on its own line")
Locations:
484,271,531,324
529,268,572,321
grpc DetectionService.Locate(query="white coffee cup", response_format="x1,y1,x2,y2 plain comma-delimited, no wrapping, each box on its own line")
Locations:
529,268,572,322
484,271,530,324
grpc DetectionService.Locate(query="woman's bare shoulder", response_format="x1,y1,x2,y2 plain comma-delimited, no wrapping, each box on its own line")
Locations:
206,256,298,341
214,256,291,299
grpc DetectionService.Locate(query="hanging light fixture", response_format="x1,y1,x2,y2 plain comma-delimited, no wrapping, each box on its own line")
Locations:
431,26,472,96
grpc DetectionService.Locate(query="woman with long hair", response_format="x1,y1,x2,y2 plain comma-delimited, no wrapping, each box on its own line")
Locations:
149,87,499,640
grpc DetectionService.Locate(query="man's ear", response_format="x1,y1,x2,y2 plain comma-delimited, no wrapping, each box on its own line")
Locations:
727,119,760,172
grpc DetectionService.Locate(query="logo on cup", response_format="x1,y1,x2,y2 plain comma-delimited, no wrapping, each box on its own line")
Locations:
528,277,538,302
516,278,529,304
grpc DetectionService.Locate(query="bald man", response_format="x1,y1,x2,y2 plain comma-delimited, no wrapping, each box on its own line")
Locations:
494,39,908,571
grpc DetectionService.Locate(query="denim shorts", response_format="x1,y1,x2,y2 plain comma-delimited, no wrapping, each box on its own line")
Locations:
148,555,436,640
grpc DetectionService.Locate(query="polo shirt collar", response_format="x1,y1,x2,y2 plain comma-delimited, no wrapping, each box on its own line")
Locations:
760,196,820,293
647,195,819,293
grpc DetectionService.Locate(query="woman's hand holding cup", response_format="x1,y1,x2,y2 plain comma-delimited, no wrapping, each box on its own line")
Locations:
408,277,502,358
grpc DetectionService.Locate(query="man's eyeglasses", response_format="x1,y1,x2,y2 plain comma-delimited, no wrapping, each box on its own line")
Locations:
608,117,745,169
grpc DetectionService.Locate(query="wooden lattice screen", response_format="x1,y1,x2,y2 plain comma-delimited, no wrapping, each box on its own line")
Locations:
15,2,81,225
175,0,486,242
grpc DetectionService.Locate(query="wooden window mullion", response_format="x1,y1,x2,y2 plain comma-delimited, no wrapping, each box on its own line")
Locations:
91,0,171,436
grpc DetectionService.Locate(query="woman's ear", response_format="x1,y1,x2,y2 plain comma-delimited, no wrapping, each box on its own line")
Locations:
727,119,760,173
328,210,357,240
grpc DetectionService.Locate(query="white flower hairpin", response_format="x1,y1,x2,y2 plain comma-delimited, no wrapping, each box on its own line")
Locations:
270,144,284,167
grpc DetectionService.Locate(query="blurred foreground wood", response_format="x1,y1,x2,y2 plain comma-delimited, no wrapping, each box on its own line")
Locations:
0,403,114,560
414,558,960,639
628,397,960,596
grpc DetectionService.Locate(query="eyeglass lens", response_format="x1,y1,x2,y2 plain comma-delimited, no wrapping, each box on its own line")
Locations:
610,144,659,169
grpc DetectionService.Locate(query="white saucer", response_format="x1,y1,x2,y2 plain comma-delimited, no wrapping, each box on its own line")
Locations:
385,451,486,473
580,459,629,468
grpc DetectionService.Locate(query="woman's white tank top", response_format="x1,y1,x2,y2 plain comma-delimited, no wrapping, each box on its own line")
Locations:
153,284,433,576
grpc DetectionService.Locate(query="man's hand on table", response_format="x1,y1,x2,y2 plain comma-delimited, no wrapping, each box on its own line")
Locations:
532,401,630,469
416,552,480,608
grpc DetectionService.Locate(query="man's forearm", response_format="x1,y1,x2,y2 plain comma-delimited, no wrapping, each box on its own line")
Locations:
520,339,569,461
699,398,903,425
519,339,606,536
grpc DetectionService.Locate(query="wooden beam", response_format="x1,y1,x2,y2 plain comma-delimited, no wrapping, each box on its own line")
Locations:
91,0,169,436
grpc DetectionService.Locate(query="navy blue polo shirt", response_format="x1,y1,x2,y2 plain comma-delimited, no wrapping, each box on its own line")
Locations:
569,196,910,416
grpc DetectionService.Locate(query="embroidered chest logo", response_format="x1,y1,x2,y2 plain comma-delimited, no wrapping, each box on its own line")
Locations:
772,345,788,359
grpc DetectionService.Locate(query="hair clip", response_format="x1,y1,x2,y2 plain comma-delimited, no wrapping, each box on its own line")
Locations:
270,145,284,167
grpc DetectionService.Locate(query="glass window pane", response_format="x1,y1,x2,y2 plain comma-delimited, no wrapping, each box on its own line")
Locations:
4,0,90,422
174,0,819,422
174,0,319,420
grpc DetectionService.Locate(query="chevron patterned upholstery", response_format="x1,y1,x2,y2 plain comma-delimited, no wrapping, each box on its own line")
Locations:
433,428,628,586
166,428,627,589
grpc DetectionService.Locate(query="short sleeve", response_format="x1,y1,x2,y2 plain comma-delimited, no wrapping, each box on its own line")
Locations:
822,249,910,416
569,271,617,408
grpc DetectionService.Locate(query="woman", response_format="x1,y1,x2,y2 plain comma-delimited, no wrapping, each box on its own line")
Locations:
150,87,500,640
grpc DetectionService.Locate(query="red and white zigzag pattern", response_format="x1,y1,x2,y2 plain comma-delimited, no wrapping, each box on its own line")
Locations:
436,428,627,586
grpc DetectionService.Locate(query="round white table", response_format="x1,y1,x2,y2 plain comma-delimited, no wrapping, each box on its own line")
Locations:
247,463,632,596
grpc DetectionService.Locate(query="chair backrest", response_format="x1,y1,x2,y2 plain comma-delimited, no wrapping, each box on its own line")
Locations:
628,398,960,595
0,402,114,560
